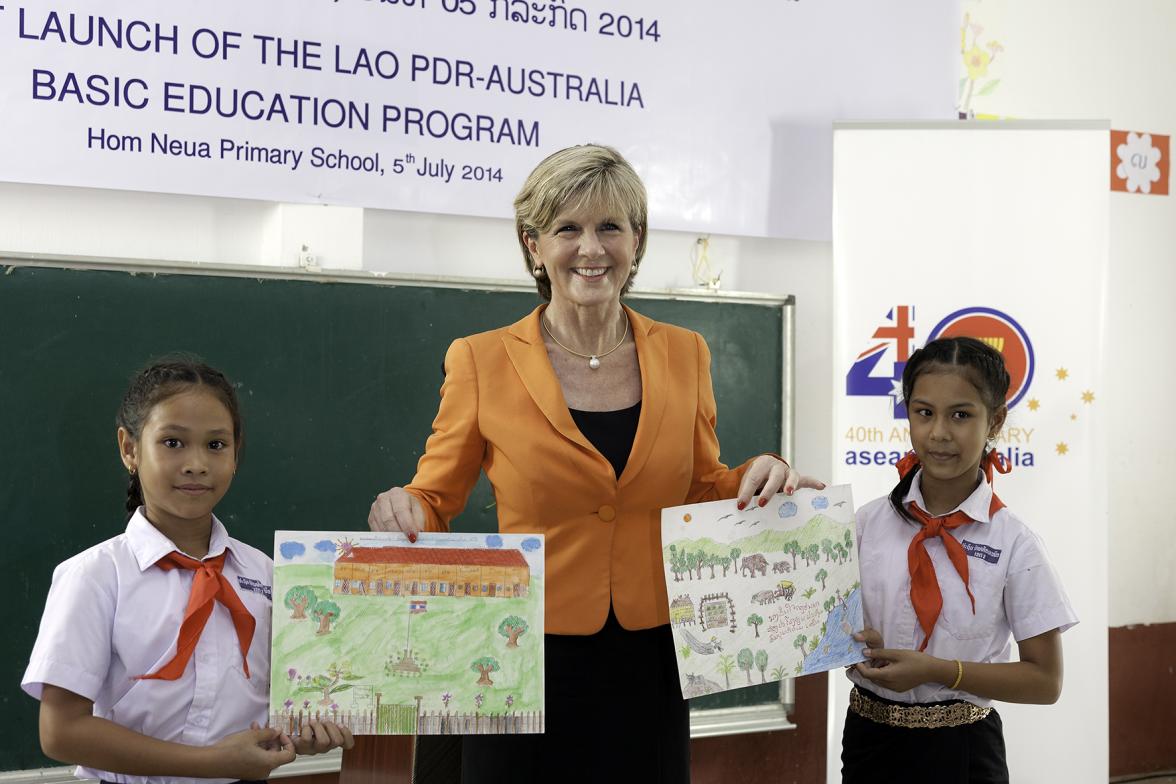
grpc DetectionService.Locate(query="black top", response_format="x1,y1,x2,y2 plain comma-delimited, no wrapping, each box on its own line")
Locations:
568,401,642,479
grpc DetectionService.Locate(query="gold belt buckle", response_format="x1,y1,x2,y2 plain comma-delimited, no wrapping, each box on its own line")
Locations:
850,687,991,729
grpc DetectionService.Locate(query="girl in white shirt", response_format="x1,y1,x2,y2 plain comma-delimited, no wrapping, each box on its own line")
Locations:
23,357,353,784
843,337,1077,784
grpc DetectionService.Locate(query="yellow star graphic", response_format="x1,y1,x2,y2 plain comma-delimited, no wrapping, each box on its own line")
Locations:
1027,398,1040,412
1056,368,1069,381
1082,390,1095,404
1056,442,1069,455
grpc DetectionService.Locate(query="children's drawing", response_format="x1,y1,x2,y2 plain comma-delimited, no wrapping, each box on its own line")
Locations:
661,486,865,697
271,531,545,735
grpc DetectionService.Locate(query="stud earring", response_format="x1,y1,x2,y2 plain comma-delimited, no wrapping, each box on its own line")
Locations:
532,266,546,278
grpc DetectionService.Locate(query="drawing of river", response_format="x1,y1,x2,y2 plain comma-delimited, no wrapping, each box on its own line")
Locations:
801,587,866,674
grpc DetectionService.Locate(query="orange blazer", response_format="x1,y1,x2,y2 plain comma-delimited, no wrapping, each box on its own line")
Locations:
404,304,756,635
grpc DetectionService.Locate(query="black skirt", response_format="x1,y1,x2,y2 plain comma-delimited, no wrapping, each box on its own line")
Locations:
841,689,1009,784
457,608,690,784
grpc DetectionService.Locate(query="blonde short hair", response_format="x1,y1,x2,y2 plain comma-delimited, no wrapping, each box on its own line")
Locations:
513,144,648,300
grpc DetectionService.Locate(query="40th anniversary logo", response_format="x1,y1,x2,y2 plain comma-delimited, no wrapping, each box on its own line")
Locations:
842,305,1038,469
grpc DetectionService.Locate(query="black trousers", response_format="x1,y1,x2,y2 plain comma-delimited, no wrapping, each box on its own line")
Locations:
457,609,690,784
841,692,1009,784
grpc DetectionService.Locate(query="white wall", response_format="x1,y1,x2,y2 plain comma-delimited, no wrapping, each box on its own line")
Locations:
961,0,1176,628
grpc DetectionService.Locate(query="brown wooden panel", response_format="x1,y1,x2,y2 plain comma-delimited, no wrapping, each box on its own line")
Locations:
337,736,415,784
281,673,830,784
1109,622,1176,777
691,672,828,784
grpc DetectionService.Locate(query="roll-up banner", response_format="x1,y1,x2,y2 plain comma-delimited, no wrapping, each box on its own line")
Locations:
830,122,1109,783
0,1,956,239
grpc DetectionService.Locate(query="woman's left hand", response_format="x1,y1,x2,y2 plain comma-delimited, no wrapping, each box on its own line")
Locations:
735,455,826,510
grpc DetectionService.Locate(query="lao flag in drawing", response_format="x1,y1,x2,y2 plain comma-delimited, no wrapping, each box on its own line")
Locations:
409,600,428,614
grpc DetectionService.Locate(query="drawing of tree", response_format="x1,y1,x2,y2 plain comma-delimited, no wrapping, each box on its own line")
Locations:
822,538,834,562
747,613,764,638
471,656,501,686
824,596,836,614
806,544,821,567
285,585,318,620
668,545,683,581
719,555,732,577
717,654,736,689
816,568,829,591
737,648,755,684
784,541,800,569
844,530,853,560
834,543,847,564
755,650,769,683
297,662,359,706
498,615,529,648
730,548,742,574
793,634,808,659
706,553,718,579
692,551,706,580
313,600,342,635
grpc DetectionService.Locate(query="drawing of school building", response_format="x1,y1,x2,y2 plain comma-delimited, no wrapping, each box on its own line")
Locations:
333,547,530,598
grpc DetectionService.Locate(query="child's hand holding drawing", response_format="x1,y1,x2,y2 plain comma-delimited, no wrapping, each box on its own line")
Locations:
850,628,955,693
210,725,296,779
288,719,356,754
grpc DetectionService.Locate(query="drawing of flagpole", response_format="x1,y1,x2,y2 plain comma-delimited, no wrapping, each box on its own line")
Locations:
406,598,427,651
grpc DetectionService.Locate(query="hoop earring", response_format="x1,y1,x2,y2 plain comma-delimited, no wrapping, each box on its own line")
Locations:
532,266,546,279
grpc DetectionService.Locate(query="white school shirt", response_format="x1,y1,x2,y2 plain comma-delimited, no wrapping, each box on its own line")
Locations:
22,509,273,784
848,470,1077,707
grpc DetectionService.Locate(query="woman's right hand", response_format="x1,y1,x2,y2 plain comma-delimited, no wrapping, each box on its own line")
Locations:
368,487,425,542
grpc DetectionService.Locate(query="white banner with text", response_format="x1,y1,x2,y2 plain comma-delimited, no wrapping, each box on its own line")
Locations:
0,1,955,239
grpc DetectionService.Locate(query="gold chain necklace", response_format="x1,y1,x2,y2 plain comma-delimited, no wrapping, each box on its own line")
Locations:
541,314,629,370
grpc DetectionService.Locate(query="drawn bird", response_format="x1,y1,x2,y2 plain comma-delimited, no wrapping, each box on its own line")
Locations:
749,521,760,527
734,519,745,525
718,513,733,521
834,501,847,507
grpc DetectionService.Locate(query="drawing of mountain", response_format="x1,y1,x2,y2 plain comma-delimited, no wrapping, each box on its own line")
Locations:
732,514,851,553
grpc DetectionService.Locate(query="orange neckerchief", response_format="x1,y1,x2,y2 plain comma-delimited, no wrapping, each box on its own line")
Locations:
137,551,255,680
896,450,1010,651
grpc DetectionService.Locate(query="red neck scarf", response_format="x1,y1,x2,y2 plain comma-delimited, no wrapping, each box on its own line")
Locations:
896,450,1010,651
138,551,256,680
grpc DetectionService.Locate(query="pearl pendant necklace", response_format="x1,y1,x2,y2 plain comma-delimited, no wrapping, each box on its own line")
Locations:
542,314,630,370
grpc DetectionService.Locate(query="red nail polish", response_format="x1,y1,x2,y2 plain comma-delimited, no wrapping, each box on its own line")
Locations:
408,533,417,543
758,498,767,507
736,501,746,510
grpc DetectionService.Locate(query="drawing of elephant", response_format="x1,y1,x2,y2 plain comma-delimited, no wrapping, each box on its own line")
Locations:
772,561,791,574
740,553,768,577
751,590,778,605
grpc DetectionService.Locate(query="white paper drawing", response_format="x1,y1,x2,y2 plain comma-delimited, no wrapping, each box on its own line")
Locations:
661,486,866,697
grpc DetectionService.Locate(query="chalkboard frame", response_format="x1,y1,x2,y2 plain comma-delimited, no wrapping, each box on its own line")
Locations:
1,256,797,777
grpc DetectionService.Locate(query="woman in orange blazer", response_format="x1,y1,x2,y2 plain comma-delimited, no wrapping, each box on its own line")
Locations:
369,144,823,782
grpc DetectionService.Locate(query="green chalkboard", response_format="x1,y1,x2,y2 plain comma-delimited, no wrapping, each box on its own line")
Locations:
0,263,790,771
